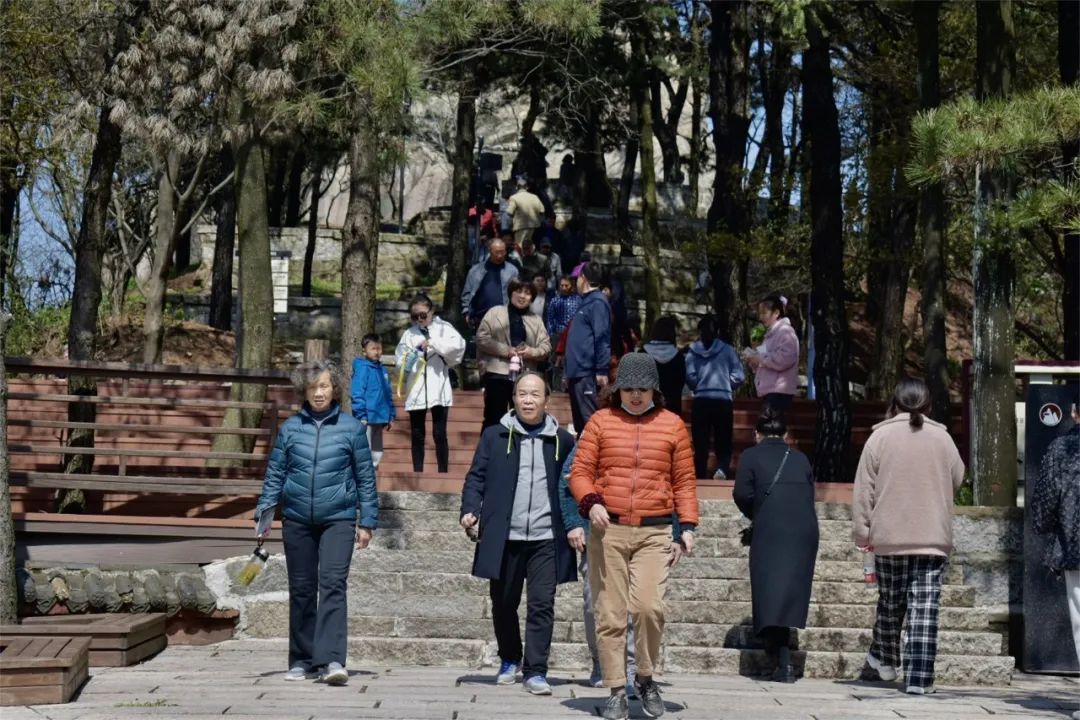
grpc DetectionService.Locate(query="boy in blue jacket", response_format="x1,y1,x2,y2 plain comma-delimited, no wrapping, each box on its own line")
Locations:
350,334,396,470
685,315,745,479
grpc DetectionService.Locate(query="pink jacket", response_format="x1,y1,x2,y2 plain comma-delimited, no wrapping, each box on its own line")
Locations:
754,317,800,397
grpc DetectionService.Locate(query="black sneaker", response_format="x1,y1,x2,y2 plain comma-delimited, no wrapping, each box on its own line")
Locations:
635,678,665,718
601,691,629,720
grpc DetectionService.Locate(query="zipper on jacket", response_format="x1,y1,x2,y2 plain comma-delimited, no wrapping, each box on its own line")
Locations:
309,421,322,524
525,438,535,539
629,417,641,521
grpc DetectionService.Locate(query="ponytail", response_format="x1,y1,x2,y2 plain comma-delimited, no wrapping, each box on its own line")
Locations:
889,378,931,430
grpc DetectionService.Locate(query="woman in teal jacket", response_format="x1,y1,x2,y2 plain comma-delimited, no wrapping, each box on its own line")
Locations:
255,360,378,686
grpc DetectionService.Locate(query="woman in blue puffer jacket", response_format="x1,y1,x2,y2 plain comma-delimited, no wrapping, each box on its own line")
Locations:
254,360,378,686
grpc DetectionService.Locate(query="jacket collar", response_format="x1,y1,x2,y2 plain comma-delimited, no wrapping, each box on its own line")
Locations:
299,402,341,423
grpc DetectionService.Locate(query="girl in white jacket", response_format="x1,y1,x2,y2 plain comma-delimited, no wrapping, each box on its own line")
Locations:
395,294,466,473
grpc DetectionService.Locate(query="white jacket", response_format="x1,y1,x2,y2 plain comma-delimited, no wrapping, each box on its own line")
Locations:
394,317,466,411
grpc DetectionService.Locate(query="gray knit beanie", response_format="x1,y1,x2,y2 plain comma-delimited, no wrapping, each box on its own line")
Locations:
612,352,660,392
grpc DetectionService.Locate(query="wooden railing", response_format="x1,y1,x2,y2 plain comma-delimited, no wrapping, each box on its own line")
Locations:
4,357,293,497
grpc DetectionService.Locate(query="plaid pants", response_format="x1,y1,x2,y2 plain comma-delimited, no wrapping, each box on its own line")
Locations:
869,554,945,689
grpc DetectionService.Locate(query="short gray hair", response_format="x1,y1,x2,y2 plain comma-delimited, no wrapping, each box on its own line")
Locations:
291,360,343,399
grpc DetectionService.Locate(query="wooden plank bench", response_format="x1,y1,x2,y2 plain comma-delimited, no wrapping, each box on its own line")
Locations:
0,635,90,705
3,614,167,667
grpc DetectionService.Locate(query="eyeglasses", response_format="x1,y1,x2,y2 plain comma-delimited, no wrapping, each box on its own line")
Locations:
411,312,429,321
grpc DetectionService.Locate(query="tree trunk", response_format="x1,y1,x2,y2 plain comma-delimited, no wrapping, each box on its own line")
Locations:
688,79,703,217
650,75,687,184
62,97,125,511
0,136,18,306
340,123,381,414
285,148,306,227
971,0,1016,506
1060,0,1079,361
616,136,639,252
0,312,17,623
766,26,792,224
209,146,236,331
707,0,751,342
864,105,889,327
865,177,916,400
267,145,288,228
302,163,323,298
443,81,476,328
632,26,663,334
803,9,852,484
915,0,951,422
214,112,273,457
142,152,180,365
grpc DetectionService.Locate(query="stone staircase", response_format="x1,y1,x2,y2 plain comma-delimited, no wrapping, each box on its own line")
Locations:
209,492,1015,686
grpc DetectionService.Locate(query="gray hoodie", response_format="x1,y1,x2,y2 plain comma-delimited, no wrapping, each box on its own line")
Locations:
502,411,558,541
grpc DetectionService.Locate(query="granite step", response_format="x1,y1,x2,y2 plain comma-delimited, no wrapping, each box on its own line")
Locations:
376,493,855,519
341,571,976,607
374,509,857,538
337,637,1013,685
340,616,1003,656
350,550,965,584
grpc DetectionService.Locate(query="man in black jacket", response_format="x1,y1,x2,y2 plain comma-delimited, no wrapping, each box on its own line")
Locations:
564,263,611,435
460,372,577,696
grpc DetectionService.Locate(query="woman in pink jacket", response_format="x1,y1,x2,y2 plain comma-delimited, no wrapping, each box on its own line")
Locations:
744,293,800,412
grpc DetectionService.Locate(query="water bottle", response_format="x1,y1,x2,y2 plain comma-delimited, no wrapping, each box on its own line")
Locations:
863,552,878,586
404,347,420,374
508,353,521,382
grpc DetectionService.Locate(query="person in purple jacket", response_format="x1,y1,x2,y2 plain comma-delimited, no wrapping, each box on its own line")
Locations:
350,334,396,470
743,293,800,413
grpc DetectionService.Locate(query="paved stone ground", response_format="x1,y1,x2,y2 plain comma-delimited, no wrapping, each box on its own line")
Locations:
4,640,1077,720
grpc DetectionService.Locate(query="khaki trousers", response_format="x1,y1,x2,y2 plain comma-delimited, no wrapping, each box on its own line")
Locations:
587,523,672,687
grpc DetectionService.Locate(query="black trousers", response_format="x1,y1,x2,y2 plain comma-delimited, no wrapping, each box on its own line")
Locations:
482,374,514,429
282,519,354,671
760,625,792,668
568,375,599,436
409,405,449,472
490,539,557,678
691,397,734,478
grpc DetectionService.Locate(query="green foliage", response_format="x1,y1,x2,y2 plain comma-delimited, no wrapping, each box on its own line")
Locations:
954,480,974,507
5,301,69,357
908,86,1080,185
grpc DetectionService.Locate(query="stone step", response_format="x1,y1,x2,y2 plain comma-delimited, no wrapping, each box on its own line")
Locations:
375,509,857,539
338,637,1013,685
341,571,975,607
340,616,1003,656
246,595,994,632
225,552,964,591
376,493,855,520
661,646,1014,686
365,530,868,561
351,551,965,585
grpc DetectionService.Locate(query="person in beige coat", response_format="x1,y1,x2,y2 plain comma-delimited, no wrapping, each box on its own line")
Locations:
852,377,965,696
476,276,551,429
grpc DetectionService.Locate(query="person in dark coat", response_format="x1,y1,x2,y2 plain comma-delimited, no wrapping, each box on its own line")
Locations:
733,407,818,683
642,316,687,417
459,372,577,696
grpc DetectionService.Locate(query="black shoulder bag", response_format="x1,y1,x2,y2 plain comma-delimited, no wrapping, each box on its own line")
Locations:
739,447,791,547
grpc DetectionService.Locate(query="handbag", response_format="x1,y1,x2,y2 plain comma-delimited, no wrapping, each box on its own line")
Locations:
739,447,791,547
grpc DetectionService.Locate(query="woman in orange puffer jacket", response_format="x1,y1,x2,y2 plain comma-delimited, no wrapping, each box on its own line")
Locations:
569,353,699,720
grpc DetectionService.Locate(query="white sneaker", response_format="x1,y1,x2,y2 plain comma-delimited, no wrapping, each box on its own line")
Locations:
713,469,727,480
283,665,315,681
865,653,898,681
321,662,348,686
905,685,935,695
